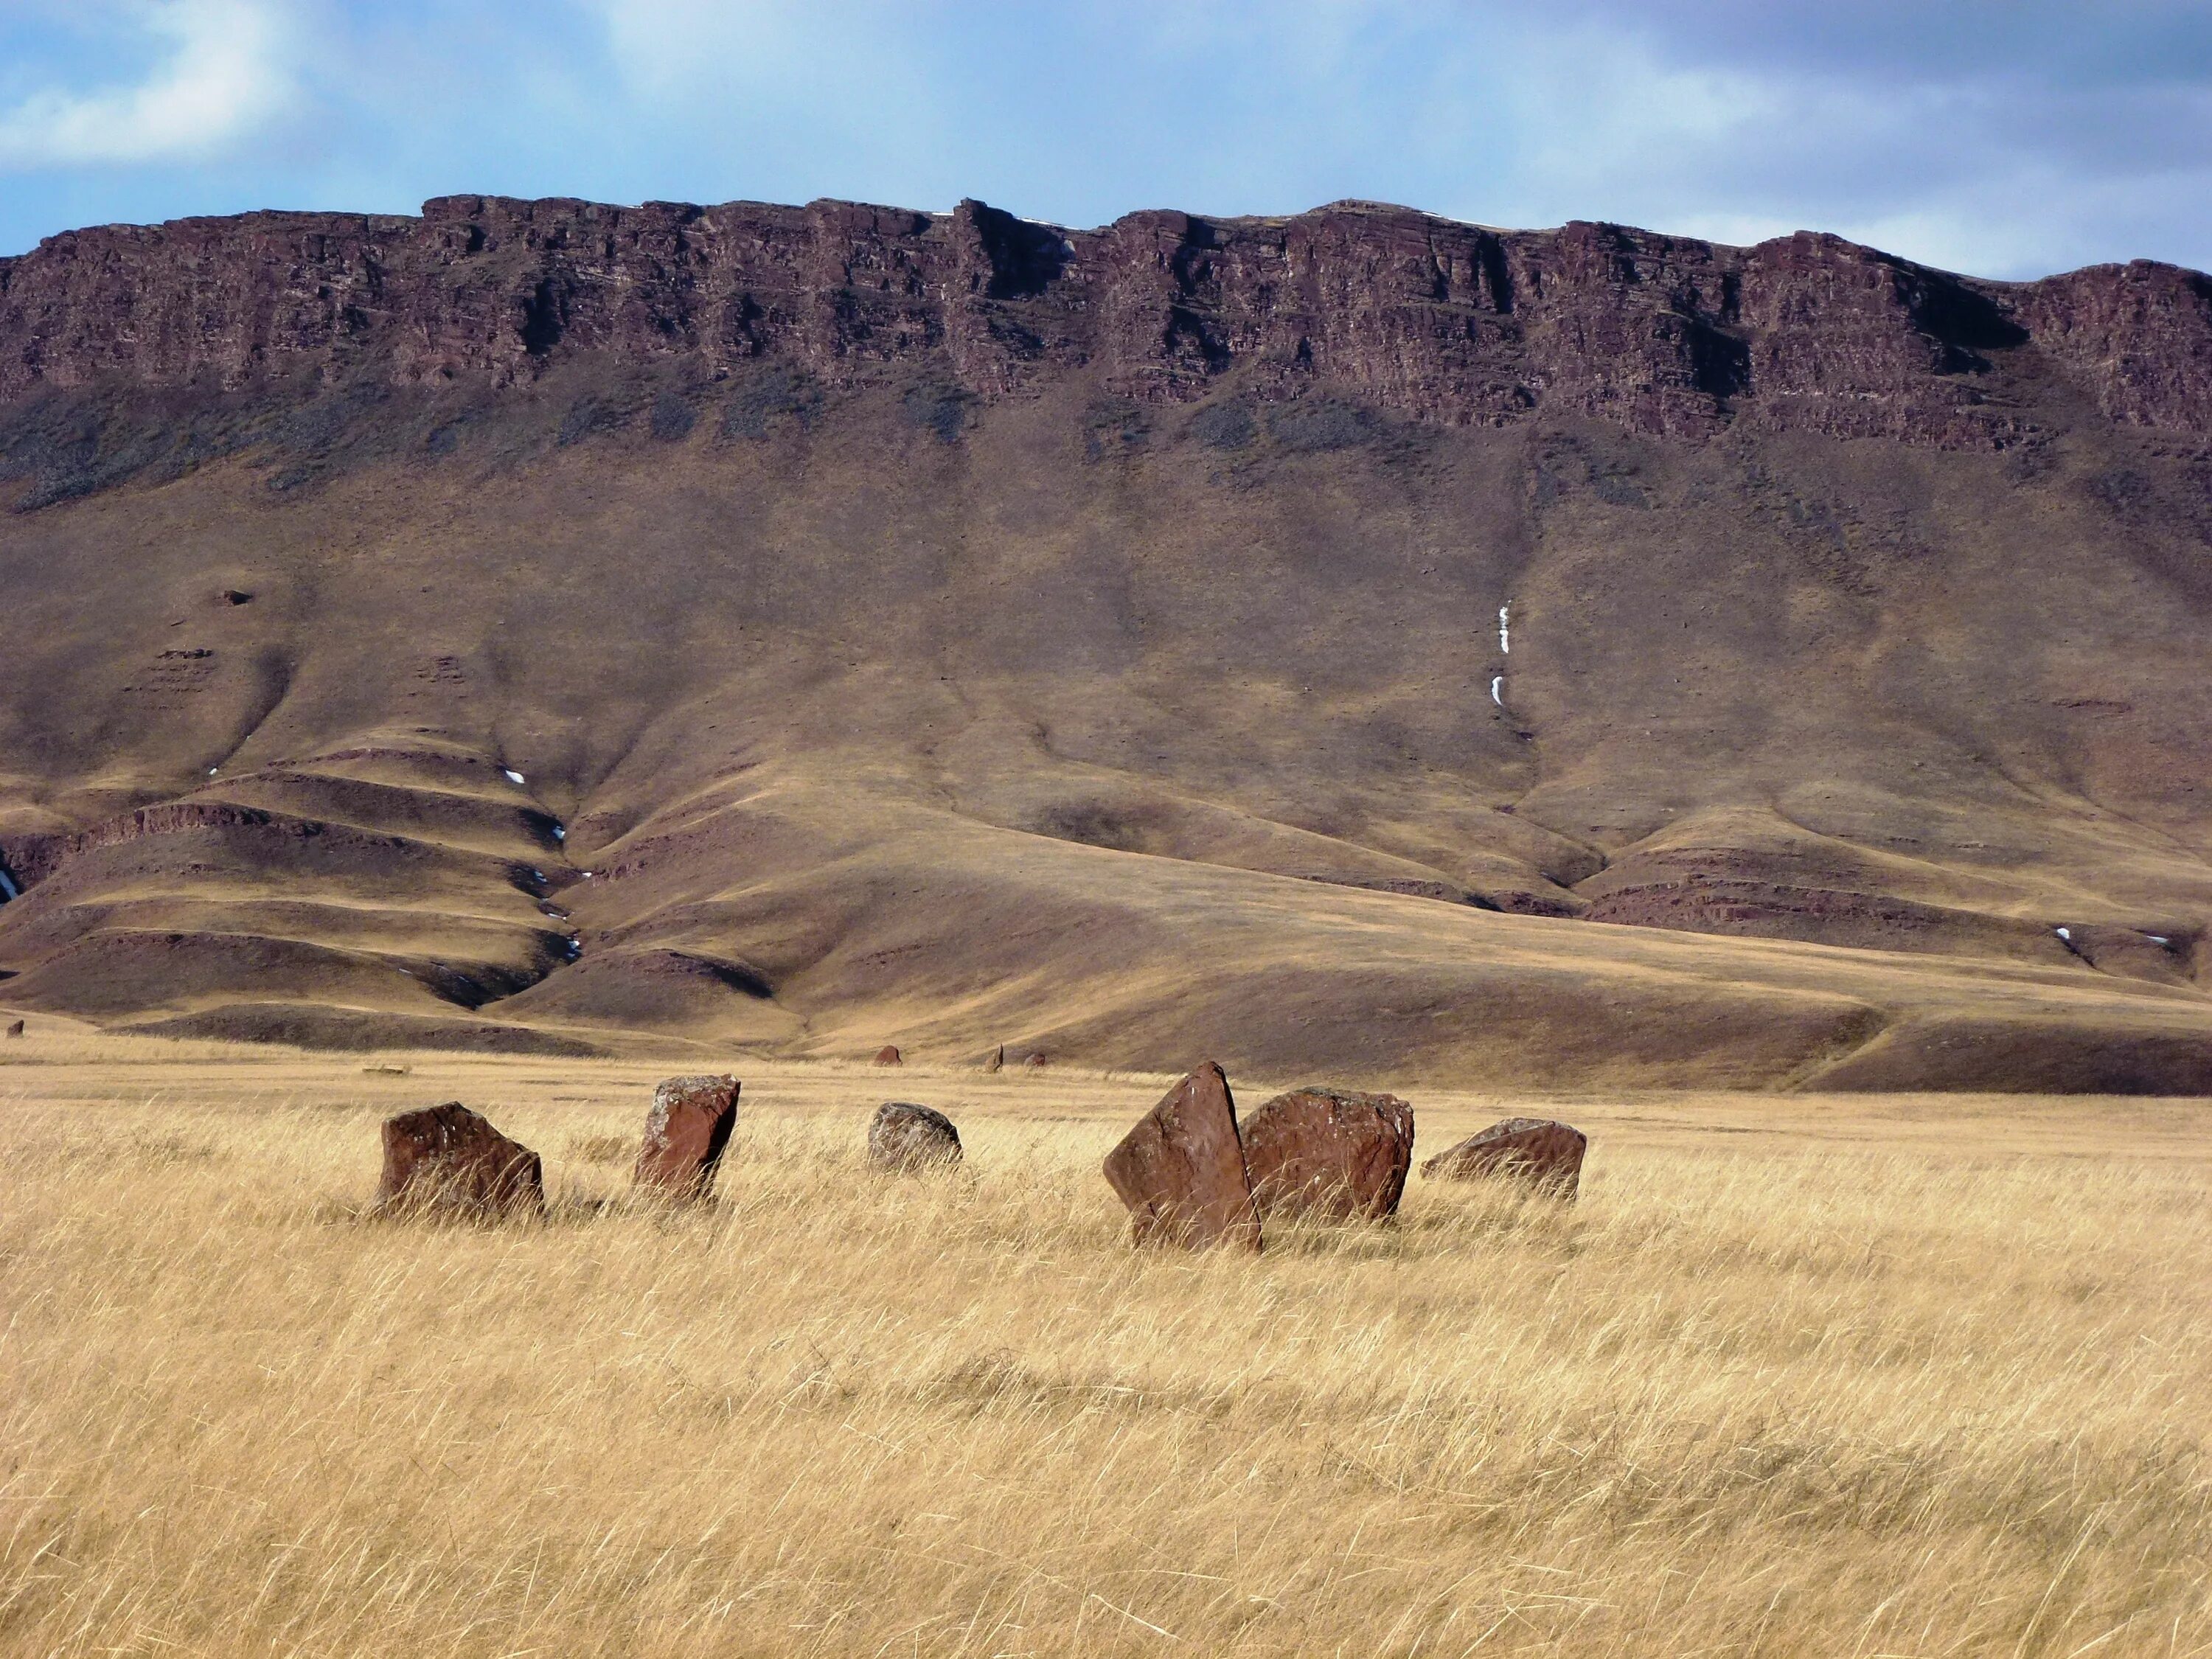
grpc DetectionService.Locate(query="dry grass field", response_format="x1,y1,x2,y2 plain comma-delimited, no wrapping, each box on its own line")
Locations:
3,1026,2210,1657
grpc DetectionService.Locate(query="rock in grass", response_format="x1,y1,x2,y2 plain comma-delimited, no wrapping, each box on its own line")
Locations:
1422,1116,1586,1198
634,1074,740,1198
868,1101,962,1171
983,1044,1004,1074
376,1102,543,1217
1022,1051,1048,1069
1240,1086,1414,1221
874,1044,903,1065
1102,1061,1261,1251
4,1018,22,1038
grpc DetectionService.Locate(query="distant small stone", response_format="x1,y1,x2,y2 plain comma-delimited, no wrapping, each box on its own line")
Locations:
874,1044,903,1066
1241,1086,1414,1221
375,1102,543,1218
220,589,253,606
1023,1052,1048,1069
868,1102,962,1171
1422,1117,1586,1198
634,1074,740,1199
4,1018,23,1038
1102,1062,1261,1251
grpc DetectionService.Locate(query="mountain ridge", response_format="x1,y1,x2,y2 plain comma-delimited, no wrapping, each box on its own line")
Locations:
1,192,2209,1090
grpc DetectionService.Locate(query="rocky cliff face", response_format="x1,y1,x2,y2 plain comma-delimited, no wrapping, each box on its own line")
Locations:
2,195,2207,445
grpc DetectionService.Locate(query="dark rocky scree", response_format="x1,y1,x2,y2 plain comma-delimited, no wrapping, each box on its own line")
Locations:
2,194,2207,471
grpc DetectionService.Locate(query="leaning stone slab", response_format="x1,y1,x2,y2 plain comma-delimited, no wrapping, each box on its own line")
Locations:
868,1102,962,1171
376,1102,544,1217
1422,1116,1586,1198
4,1018,22,1038
1241,1086,1415,1221
634,1074,740,1198
1102,1062,1261,1251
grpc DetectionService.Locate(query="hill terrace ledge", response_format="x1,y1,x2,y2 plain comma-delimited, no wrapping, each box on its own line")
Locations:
3,195,2208,446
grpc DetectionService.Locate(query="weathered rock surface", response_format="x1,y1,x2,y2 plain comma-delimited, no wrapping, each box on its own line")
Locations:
983,1044,1004,1074
1241,1086,1415,1221
633,1073,740,1197
1422,1117,1587,1197
4,1018,22,1037
1102,1061,1261,1251
867,1101,962,1171
873,1044,902,1065
375,1101,543,1217
2,195,2205,444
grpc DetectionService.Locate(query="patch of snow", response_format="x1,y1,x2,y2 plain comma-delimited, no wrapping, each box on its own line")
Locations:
2054,927,2072,942
1491,675,1505,707
503,768,525,785
208,767,218,775
1498,602,1510,655
2146,933,2171,946
552,825,566,841
532,869,546,882
0,869,18,901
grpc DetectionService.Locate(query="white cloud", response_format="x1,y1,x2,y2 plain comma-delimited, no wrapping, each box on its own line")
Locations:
0,0,297,170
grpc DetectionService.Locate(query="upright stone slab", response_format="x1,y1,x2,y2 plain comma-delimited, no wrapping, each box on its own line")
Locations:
868,1102,962,1171
874,1045,903,1065
634,1074,740,1198
983,1044,1004,1074
1422,1116,1586,1198
1102,1062,1261,1251
1241,1086,1415,1221
4,1018,22,1038
376,1102,544,1217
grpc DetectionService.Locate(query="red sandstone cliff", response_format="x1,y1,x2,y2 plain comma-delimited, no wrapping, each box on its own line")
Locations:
2,195,2206,445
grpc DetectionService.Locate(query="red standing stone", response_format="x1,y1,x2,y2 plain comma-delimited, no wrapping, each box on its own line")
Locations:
874,1045,902,1065
1241,1086,1415,1221
634,1074,740,1198
1422,1116,1586,1198
375,1102,543,1217
1102,1061,1261,1251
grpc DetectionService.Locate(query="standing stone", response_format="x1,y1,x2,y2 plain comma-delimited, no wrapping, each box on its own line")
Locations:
4,1018,22,1038
868,1102,963,1171
1102,1062,1261,1251
634,1074,740,1199
983,1044,1004,1074
375,1102,544,1217
874,1044,903,1066
1241,1086,1415,1221
1422,1117,1587,1198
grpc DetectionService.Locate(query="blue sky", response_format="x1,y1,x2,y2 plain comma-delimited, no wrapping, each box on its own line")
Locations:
3,1,2211,278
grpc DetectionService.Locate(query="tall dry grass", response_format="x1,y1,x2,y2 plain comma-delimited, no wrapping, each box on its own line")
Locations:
1,1063,2208,1656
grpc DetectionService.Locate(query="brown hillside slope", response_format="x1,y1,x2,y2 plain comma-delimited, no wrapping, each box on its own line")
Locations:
1,196,2209,1088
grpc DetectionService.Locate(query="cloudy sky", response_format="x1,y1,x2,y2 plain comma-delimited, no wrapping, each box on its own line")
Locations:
1,0,2209,278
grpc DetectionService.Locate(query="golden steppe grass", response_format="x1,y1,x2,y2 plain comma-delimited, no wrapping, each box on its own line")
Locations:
2,1028,2209,1657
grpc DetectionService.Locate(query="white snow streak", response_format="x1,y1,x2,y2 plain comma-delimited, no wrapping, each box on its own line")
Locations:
1491,676,1505,706
1498,602,1511,655
503,768,526,785
0,869,18,901
2054,927,2072,942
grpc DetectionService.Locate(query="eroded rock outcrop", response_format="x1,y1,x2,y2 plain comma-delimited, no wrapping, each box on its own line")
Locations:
1241,1086,1415,1221
1102,1061,1261,1251
3,195,2204,446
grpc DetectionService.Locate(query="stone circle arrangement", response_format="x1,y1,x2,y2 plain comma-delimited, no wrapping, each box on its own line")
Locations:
369,1060,1587,1247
